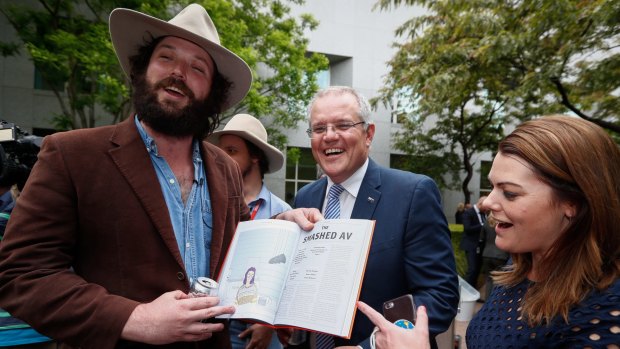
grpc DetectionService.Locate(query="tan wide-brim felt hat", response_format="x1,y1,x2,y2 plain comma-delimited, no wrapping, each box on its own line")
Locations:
208,114,284,173
109,3,252,111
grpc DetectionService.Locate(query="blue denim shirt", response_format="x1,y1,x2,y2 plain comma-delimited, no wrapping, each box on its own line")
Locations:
135,117,213,282
249,184,291,220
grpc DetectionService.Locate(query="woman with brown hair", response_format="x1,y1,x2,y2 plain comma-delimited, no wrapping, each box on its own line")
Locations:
359,115,620,348
466,114,620,347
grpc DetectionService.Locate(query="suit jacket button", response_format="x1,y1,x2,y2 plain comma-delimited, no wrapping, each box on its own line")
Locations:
177,272,185,281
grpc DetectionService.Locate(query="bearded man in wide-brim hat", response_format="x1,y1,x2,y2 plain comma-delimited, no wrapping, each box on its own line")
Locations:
0,4,320,349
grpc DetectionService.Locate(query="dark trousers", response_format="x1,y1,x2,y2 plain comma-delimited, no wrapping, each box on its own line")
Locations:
464,247,483,288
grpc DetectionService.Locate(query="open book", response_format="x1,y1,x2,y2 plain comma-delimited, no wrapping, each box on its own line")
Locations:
216,219,375,338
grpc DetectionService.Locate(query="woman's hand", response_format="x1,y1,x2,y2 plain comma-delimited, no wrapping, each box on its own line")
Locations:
357,301,430,349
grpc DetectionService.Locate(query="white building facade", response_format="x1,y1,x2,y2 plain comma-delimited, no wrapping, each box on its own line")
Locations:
0,0,489,221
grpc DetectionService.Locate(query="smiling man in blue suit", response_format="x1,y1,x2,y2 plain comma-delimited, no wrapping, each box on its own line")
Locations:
294,86,458,349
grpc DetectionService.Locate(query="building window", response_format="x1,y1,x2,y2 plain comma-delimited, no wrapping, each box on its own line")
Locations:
391,112,409,125
33,68,64,91
318,52,352,87
390,87,416,124
479,160,492,195
315,69,330,89
285,147,318,204
390,153,411,171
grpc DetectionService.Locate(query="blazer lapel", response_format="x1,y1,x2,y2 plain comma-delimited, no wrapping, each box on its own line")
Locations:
351,159,381,219
201,143,230,277
107,119,183,269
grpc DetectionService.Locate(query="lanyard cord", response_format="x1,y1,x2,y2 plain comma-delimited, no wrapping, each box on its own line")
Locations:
249,200,262,220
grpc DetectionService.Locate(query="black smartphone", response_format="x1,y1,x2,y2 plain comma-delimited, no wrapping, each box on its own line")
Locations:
382,294,417,324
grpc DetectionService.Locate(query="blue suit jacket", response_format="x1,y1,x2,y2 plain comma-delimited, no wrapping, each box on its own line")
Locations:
294,159,459,348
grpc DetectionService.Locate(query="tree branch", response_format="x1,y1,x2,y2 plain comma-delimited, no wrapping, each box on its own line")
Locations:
551,77,620,133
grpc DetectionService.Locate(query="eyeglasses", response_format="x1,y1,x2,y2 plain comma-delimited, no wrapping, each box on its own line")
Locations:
306,121,367,138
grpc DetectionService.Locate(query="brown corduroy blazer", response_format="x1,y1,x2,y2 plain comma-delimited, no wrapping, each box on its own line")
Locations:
0,117,250,348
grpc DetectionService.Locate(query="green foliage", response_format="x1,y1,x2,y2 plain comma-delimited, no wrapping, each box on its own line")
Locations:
391,149,460,190
286,146,301,164
0,41,19,56
374,0,620,202
449,224,466,277
157,0,328,147
0,0,139,129
1,0,327,138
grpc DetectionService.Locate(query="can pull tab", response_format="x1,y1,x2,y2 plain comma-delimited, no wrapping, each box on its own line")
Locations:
190,277,219,297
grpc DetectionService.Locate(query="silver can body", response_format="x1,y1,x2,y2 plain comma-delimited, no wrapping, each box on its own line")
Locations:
190,277,219,297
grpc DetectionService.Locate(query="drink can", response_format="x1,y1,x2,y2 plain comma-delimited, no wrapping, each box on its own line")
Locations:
190,277,219,297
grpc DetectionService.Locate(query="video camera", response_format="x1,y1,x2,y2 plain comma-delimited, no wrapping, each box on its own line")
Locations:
0,121,42,191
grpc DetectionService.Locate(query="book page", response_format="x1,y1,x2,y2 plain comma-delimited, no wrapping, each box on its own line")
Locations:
216,220,300,324
274,219,375,337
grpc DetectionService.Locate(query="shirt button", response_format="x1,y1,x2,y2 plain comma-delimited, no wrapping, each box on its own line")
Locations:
169,179,175,184
186,243,191,249
177,272,185,281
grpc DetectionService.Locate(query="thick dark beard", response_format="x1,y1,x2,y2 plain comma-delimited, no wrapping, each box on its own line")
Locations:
132,75,212,138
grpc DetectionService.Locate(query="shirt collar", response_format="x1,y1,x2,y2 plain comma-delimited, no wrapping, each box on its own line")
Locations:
134,114,159,156
135,116,158,155
327,158,369,199
248,183,269,207
135,115,203,181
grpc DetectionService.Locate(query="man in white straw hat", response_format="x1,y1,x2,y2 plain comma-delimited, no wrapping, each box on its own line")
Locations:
209,114,291,220
0,4,321,349
209,114,291,349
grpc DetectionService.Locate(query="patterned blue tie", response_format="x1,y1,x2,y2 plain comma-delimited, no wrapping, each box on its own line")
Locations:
316,184,344,349
324,184,344,219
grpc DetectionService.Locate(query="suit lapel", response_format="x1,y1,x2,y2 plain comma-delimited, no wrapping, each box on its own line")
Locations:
351,159,381,219
309,178,329,210
107,119,184,269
